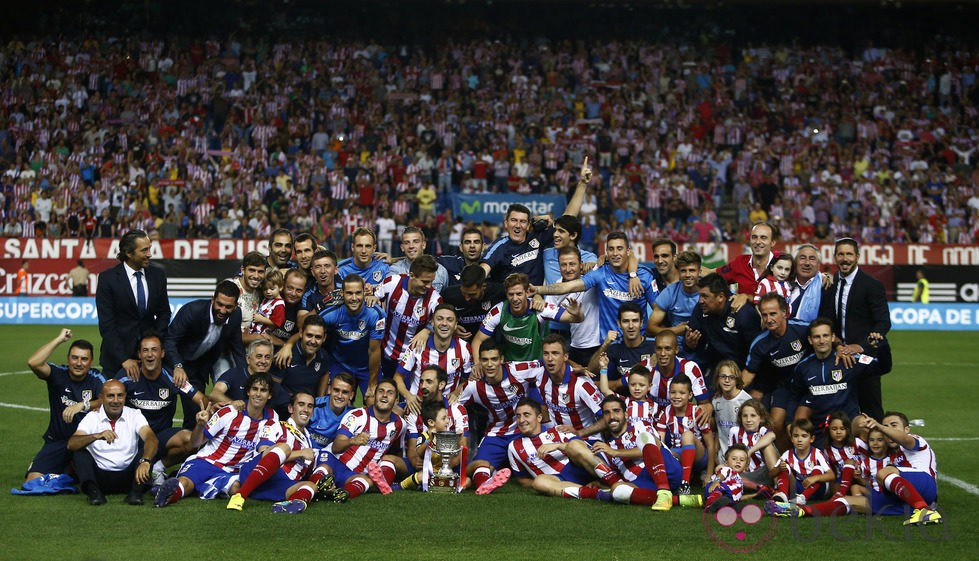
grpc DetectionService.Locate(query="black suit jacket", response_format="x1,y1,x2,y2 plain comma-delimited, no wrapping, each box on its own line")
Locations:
820,268,891,349
164,299,245,385
96,263,171,375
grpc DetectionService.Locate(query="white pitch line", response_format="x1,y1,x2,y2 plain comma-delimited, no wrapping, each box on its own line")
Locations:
938,473,979,497
902,362,979,367
0,401,47,412
0,370,31,377
930,437,979,441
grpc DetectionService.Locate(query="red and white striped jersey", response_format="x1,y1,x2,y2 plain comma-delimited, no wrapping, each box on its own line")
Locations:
655,404,712,449
456,370,527,437
728,426,772,471
258,417,314,481
890,434,937,479
195,405,280,471
374,274,443,363
824,443,863,476
859,453,893,492
396,335,473,396
509,361,603,431
754,278,792,310
710,466,744,502
507,427,575,477
779,446,831,482
637,357,710,407
333,407,407,473
600,421,655,482
624,396,659,428
404,400,469,439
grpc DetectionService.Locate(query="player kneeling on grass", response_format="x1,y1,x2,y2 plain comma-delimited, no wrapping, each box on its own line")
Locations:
397,401,464,491
226,391,347,514
653,374,717,495
155,373,279,507
591,395,703,510
767,412,942,526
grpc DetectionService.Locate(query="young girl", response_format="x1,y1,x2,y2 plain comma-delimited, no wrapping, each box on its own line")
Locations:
654,375,717,494
728,399,780,494
711,360,752,463
823,412,864,499
598,355,659,428
754,253,794,314
250,268,286,334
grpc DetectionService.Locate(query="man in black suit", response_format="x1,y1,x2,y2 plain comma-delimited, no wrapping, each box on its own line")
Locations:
819,237,891,420
96,229,171,378
164,280,246,428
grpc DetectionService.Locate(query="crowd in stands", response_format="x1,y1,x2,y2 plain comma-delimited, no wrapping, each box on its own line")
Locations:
2,8,979,256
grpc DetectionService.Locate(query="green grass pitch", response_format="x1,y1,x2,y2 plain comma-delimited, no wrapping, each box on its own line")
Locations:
0,326,976,560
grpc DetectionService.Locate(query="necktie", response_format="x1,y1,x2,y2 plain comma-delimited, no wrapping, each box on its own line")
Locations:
836,276,846,335
135,271,146,315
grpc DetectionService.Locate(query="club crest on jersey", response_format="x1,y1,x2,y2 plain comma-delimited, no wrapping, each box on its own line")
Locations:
832,369,843,382
725,316,735,329
82,390,93,401
504,384,517,396
529,239,539,249
414,303,425,316
358,320,367,331
558,389,570,404
373,271,383,282
790,340,802,352
159,388,170,399
482,301,492,311
451,358,460,368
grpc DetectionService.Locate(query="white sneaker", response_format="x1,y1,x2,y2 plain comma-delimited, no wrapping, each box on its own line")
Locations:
791,494,807,506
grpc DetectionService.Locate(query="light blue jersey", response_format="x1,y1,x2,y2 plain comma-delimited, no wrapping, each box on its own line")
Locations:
318,303,386,380
580,264,659,336
337,257,391,287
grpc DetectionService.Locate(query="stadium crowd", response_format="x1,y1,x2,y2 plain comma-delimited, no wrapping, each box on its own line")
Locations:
1,26,979,251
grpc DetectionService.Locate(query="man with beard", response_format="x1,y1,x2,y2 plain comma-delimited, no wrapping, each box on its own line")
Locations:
438,227,486,286
266,228,296,274
293,233,319,289
395,304,473,414
440,265,506,340
318,274,385,402
164,281,245,429
402,365,469,473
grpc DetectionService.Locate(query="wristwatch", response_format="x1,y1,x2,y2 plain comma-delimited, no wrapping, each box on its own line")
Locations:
140,458,152,464
174,363,183,369
628,272,638,278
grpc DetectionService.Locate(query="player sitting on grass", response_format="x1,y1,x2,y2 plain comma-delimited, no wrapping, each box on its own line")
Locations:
397,401,457,491
590,395,703,511
226,391,347,514
155,373,280,507
770,418,834,505
704,444,750,512
823,411,863,500
653,374,717,495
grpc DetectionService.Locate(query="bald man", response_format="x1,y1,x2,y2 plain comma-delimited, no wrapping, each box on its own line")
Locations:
68,380,158,506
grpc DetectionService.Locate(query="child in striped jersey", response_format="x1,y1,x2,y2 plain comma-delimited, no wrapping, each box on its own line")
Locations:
711,359,751,464
823,412,864,500
753,253,793,315
772,418,834,505
728,399,781,496
597,356,659,428
704,444,749,512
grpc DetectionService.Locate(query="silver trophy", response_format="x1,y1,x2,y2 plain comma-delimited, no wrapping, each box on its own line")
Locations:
429,431,462,493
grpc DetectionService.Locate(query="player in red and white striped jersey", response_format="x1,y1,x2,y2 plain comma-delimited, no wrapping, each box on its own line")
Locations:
326,380,407,499
226,392,342,513
156,373,279,507
507,399,621,502
637,333,711,416
453,341,526,494
508,334,604,433
402,365,469,471
373,255,443,379
597,356,659,428
394,304,472,408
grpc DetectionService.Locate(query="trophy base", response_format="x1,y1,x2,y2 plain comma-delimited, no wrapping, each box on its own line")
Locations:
428,475,459,493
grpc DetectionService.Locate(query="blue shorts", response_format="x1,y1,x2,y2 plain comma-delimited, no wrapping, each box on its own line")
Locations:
473,435,520,468
325,453,362,486
558,462,595,486
669,446,708,474
792,478,829,500
771,386,797,415
28,440,72,476
177,458,232,490
155,427,184,450
871,471,938,516
237,455,295,501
